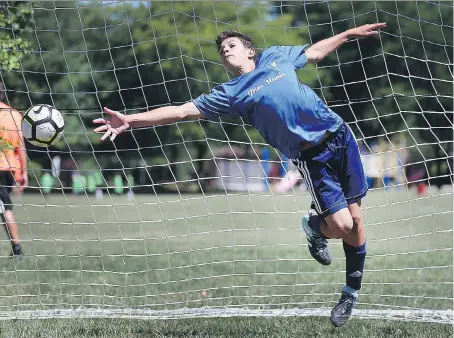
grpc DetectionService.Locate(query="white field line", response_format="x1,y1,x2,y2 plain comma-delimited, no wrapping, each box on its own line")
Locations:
0,308,451,324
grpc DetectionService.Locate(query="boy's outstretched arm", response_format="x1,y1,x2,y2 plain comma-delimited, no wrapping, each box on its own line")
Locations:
93,102,203,141
305,23,386,64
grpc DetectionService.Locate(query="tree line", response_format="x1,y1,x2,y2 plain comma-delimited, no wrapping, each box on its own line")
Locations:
1,1,452,190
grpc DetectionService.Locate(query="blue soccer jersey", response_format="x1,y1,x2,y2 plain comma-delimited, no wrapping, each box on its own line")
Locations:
193,45,344,158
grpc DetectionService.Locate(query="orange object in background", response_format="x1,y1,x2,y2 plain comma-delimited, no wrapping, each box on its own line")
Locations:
0,102,23,178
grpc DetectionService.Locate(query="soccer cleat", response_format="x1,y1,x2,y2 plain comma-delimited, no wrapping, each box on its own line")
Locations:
330,291,357,327
10,246,25,260
301,209,332,265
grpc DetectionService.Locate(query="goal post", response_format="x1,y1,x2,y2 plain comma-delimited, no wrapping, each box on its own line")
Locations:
0,1,452,323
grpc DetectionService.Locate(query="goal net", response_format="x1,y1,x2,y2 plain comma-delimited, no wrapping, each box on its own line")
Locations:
0,1,452,323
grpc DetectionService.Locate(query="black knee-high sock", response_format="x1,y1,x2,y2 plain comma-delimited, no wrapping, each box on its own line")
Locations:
343,241,366,291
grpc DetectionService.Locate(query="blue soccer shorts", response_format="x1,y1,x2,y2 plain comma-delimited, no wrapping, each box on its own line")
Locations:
292,122,368,218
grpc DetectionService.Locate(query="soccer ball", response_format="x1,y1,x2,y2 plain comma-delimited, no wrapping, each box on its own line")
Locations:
22,104,64,147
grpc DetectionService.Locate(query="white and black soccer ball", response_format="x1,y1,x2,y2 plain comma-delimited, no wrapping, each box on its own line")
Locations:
22,104,64,147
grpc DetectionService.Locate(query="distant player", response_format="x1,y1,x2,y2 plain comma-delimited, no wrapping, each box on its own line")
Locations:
0,82,27,259
93,23,386,327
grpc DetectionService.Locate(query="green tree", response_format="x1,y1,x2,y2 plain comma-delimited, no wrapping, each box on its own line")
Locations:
0,1,33,71
3,1,318,187
276,1,453,161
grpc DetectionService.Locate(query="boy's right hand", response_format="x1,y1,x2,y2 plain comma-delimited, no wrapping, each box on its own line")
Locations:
93,107,130,142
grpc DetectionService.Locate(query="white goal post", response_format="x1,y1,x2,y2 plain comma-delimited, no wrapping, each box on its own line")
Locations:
0,1,452,323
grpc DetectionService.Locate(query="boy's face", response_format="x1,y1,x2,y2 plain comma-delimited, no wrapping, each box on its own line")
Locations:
218,37,255,73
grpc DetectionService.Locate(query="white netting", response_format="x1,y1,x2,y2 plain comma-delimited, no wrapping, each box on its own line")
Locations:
0,1,452,323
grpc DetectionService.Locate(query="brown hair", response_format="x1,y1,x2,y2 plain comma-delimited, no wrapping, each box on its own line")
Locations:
215,30,255,53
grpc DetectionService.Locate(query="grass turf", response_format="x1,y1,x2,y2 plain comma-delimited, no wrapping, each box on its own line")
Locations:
0,317,452,338
0,187,451,336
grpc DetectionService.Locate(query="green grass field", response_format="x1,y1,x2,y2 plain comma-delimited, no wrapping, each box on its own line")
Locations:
0,317,452,338
0,187,452,337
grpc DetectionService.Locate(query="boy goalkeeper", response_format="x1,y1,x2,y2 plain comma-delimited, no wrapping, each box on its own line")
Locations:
93,23,386,327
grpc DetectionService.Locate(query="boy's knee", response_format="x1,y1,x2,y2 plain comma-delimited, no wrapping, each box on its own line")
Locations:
348,201,364,228
329,218,354,238
325,207,364,239
351,214,362,229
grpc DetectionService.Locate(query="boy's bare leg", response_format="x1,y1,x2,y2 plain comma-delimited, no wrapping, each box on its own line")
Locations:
3,210,20,245
2,210,23,258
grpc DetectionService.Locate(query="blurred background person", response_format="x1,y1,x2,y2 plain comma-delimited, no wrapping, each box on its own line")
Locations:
0,81,27,259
